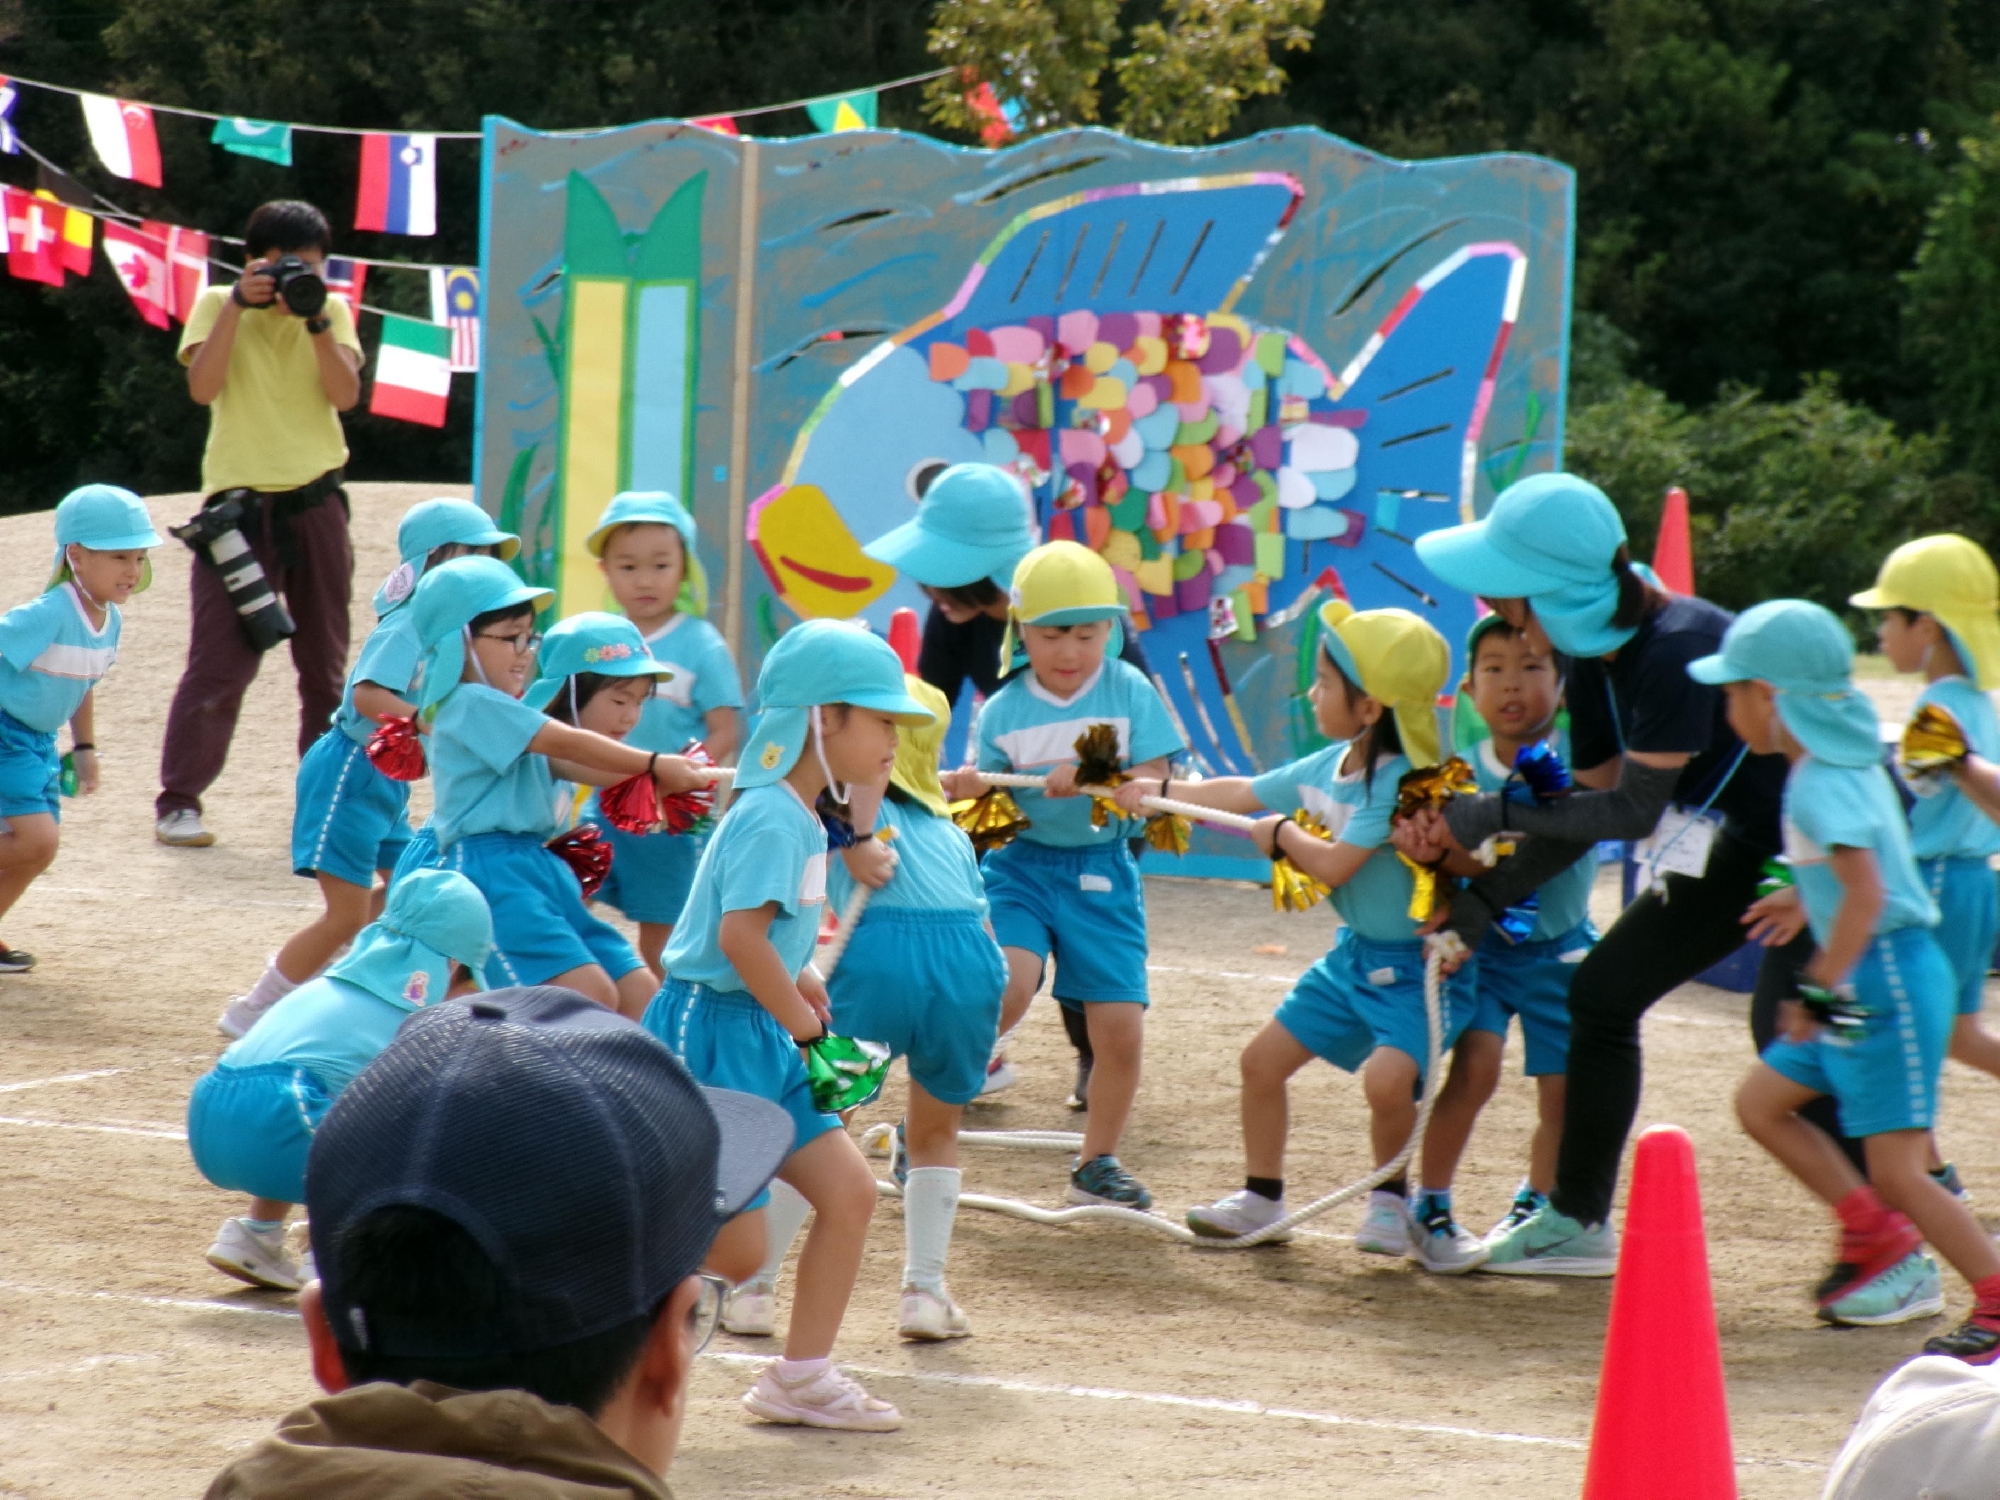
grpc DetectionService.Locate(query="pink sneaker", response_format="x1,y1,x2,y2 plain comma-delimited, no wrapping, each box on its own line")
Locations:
741,1362,901,1431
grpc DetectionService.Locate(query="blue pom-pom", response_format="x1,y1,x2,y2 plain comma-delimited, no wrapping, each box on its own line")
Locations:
1512,741,1572,802
1495,891,1541,944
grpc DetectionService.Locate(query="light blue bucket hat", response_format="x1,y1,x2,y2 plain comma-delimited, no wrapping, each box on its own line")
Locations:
411,556,554,712
323,867,495,1010
863,462,1037,590
1687,599,1879,766
586,490,708,618
523,611,673,710
374,499,521,616
738,620,938,791
50,484,162,592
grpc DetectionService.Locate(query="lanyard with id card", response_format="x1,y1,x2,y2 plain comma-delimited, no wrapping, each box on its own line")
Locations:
1606,680,1747,896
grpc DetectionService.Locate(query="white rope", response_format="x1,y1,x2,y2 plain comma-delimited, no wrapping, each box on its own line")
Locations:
817,885,872,981
863,1124,1082,1151
862,935,1457,1248
973,772,1263,833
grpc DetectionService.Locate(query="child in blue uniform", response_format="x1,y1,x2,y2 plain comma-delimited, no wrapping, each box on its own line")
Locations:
1851,534,2000,1198
189,867,493,1291
1410,614,1596,1272
1720,600,2000,1362
0,485,158,972
583,491,744,967
221,499,517,1038
941,541,1182,1210
526,611,672,843
409,557,712,1018
644,619,934,1432
1179,603,1475,1253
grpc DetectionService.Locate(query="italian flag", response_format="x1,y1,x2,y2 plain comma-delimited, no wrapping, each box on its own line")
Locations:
369,315,451,427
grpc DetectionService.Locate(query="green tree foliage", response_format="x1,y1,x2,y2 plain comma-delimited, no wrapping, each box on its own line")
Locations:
1907,113,2000,485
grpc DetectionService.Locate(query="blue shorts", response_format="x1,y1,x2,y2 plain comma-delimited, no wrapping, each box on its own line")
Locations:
1919,856,1997,1016
589,807,703,927
829,908,1008,1105
1275,929,1478,1077
0,710,59,820
1762,925,1954,1138
644,977,841,1169
982,838,1150,1006
1469,921,1593,1077
186,1061,333,1204
390,822,440,886
445,831,644,986
290,731,413,887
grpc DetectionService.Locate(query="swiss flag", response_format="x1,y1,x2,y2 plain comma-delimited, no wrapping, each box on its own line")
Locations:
80,95,163,188
143,220,208,322
4,187,64,286
103,221,171,328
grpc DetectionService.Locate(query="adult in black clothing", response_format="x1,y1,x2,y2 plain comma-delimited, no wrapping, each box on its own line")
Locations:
1408,472,1836,1274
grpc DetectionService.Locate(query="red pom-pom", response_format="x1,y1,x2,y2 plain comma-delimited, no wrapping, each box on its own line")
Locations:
366,715,426,781
546,826,613,898
657,740,720,836
598,772,663,834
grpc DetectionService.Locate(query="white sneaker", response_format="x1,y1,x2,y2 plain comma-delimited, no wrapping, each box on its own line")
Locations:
156,809,216,847
721,1281,777,1337
1355,1191,1412,1256
978,1052,1017,1096
216,994,275,1040
1408,1207,1490,1275
205,1217,301,1291
1186,1188,1294,1242
742,1362,902,1431
898,1285,972,1341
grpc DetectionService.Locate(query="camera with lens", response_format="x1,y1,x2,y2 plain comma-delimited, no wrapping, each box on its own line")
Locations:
266,255,328,318
170,493,297,653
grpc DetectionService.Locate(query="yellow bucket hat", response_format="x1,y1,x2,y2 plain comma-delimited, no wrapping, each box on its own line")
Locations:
1001,540,1125,674
890,674,953,816
1850,534,2000,690
1315,601,1451,768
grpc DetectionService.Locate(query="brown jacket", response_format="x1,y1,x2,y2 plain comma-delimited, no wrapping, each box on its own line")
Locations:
204,1381,675,1499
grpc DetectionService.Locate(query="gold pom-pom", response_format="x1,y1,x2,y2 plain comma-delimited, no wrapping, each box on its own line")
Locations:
1902,703,1970,779
1073,722,1127,791
1270,808,1332,913
1143,811,1192,855
1394,756,1480,819
1397,851,1445,922
951,787,1032,854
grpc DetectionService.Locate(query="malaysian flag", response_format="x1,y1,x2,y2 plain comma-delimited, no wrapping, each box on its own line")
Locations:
429,265,480,372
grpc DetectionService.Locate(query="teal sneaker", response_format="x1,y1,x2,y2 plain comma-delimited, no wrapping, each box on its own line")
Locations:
1931,1161,1973,1204
1069,1154,1153,1209
1820,1251,1945,1327
1478,1201,1618,1277
1484,1183,1547,1245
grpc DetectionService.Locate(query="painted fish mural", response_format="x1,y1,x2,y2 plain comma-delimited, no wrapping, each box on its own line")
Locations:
747,173,1527,774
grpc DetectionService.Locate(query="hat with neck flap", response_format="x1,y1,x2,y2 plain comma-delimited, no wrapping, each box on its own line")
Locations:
1001,540,1127,677
1850,533,2000,691
736,620,938,793
1316,602,1451,768
410,556,553,713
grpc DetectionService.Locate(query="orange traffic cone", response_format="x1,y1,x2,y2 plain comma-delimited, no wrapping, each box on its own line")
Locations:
1652,486,1694,595
888,607,921,673
1583,1125,1736,1500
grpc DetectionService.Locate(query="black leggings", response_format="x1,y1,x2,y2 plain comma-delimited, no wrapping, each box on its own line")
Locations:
1550,830,1860,1225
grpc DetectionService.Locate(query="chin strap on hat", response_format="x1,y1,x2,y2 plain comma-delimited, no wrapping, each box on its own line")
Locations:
811,705,850,806
464,625,493,688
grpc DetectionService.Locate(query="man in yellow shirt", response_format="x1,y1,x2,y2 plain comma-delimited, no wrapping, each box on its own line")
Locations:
157,201,364,848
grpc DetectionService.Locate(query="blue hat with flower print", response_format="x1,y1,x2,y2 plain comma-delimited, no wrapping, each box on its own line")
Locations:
50,484,162,593
736,620,938,791
1687,599,1879,766
374,499,521,616
322,867,496,1009
410,556,553,712
523,612,673,710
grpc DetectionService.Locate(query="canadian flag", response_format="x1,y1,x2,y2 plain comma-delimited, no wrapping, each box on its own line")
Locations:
80,95,162,188
143,220,208,322
103,221,171,328
3,187,63,286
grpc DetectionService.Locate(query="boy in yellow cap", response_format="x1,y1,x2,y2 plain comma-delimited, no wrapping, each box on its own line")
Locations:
942,541,1183,1209
1852,534,2000,1200
1176,603,1478,1255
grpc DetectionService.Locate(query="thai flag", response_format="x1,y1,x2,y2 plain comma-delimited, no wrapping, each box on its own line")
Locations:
354,134,437,236
324,256,367,319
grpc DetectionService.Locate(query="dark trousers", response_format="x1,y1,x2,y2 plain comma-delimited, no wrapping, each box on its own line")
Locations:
1550,830,1857,1225
156,491,352,818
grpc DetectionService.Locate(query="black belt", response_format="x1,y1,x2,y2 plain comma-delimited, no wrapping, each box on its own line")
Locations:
206,468,346,568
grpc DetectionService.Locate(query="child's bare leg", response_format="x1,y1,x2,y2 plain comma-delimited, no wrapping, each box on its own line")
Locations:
776,1129,877,1360
369,872,390,920
706,1209,767,1284
274,873,376,983
612,965,659,1021
0,812,59,931
997,947,1042,1036
637,921,672,978
904,1081,963,1170
1949,1014,2000,1079
1529,1075,1568,1194
1239,1021,1315,1179
1735,1063,1863,1205
246,1197,292,1222
1079,1002,1144,1160
1419,1030,1502,1190
1868,1129,2000,1282
1361,1047,1421,1169
549,962,619,1010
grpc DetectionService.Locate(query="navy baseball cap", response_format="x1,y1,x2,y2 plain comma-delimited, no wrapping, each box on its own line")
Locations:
306,985,793,1358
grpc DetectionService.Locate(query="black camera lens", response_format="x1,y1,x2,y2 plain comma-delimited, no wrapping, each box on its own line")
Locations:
269,255,328,317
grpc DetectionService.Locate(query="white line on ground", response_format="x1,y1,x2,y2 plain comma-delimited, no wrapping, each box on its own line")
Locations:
36,885,317,912
0,1114,185,1140
0,1281,297,1320
0,1068,126,1094
0,1353,159,1383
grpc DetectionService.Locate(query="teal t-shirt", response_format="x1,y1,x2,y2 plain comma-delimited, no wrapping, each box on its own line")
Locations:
828,793,988,917
1784,756,1939,943
220,974,409,1096
428,683,559,849
663,781,829,993
332,608,424,746
628,615,744,755
1250,743,1420,942
1907,677,2000,862
0,584,120,732
1468,732,1597,940
975,659,1183,848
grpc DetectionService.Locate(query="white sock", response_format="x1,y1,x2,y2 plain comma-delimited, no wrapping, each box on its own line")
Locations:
902,1166,961,1295
244,959,301,1013
748,1180,811,1290
775,1355,830,1381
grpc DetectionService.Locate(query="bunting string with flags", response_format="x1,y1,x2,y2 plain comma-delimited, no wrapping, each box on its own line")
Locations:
0,77,20,155
79,95,162,186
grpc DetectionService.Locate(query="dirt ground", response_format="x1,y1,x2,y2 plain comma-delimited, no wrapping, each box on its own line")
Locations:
0,483,1991,1497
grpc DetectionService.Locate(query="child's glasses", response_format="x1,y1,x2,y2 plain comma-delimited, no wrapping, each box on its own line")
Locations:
475,630,542,656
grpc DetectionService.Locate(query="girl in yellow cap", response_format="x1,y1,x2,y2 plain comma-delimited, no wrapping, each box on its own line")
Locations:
941,540,1184,1210
1175,602,1477,1253
1852,534,2000,1199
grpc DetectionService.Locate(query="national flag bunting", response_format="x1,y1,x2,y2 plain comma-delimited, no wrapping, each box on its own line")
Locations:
805,90,877,133
0,77,20,155
429,265,480,372
355,133,437,236
80,94,162,187
102,221,171,327
691,115,739,136
4,188,63,285
35,190,92,277
143,221,208,321
324,256,366,320
370,314,452,426
964,81,1020,147
211,116,293,166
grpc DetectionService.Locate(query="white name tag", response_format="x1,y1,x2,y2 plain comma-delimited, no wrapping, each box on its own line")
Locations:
1079,873,1113,893
1634,806,1719,886
1367,966,1398,986
799,853,827,905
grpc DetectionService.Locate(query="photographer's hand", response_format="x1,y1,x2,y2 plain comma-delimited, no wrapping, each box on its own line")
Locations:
232,260,278,308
